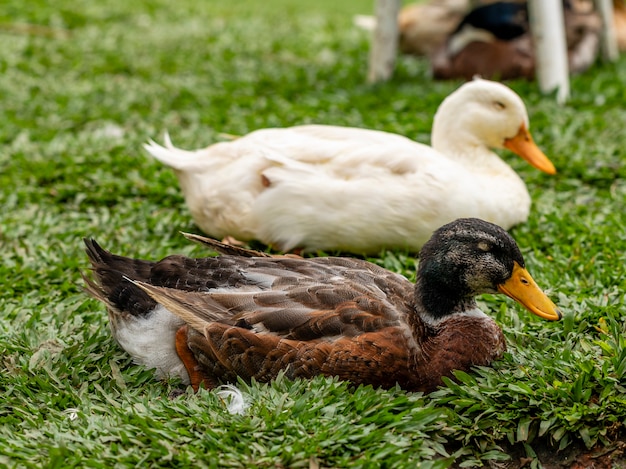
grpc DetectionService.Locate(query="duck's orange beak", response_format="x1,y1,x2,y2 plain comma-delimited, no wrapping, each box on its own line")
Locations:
503,124,556,175
497,262,562,321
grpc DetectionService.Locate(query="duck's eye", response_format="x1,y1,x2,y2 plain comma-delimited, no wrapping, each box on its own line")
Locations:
477,241,491,252
493,101,506,110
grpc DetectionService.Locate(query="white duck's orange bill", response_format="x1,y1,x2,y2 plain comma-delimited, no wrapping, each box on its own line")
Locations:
497,262,562,321
503,125,557,175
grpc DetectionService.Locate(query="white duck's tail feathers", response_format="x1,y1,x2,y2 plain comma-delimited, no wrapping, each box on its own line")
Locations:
163,131,176,149
143,132,200,170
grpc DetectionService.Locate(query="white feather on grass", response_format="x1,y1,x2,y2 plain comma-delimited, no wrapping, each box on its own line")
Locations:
216,385,249,415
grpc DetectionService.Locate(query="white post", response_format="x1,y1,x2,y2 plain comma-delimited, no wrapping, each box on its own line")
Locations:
596,0,619,61
367,0,401,83
528,0,570,103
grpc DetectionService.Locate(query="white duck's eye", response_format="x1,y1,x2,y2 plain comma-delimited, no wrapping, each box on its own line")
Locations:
493,101,506,110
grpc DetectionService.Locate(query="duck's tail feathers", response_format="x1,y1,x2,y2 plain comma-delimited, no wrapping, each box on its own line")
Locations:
83,239,157,317
84,238,154,278
144,132,199,170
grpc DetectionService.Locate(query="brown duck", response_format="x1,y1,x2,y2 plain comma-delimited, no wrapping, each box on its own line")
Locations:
84,218,561,393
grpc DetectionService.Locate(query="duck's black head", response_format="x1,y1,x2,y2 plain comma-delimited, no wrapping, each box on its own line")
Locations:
416,218,560,321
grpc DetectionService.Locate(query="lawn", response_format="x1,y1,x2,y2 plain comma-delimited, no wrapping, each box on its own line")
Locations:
1,0,626,467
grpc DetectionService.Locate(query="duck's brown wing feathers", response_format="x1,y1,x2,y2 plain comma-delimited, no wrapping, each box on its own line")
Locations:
131,275,418,388
131,268,413,341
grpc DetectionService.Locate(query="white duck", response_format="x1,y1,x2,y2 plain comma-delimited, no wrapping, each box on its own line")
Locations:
145,78,555,254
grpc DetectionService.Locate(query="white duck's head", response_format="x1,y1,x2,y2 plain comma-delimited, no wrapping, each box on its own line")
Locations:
431,78,556,174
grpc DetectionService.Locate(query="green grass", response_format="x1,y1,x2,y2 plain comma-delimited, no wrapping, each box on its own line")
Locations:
1,0,626,467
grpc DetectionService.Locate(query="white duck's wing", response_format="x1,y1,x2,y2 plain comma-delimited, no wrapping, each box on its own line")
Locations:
245,124,433,177
252,133,471,252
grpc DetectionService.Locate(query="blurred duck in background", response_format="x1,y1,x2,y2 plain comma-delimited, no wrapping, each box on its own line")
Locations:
360,0,619,80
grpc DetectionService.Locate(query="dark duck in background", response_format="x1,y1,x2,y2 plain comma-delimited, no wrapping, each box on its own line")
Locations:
396,0,603,80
